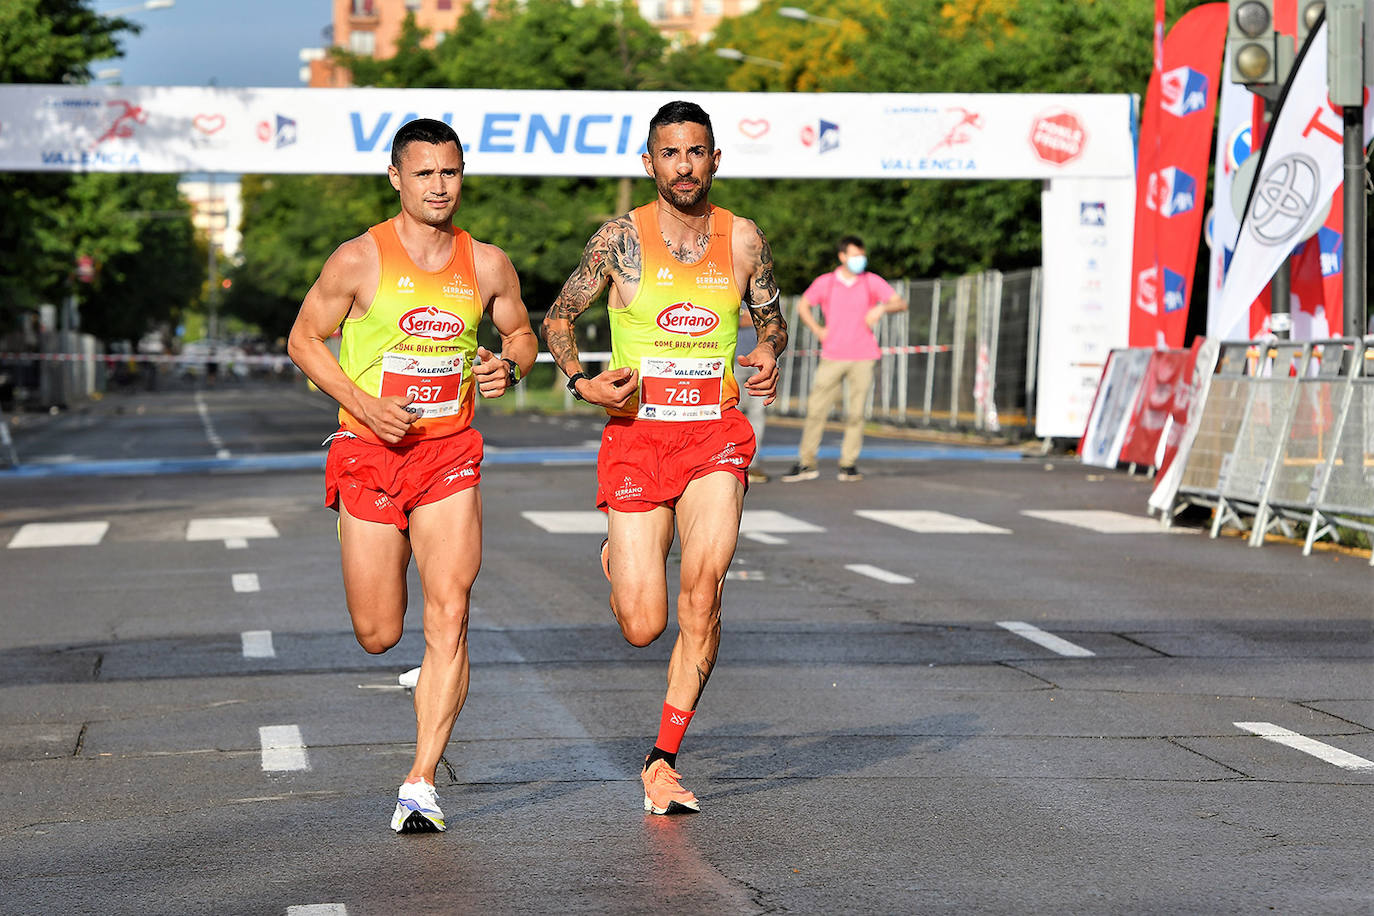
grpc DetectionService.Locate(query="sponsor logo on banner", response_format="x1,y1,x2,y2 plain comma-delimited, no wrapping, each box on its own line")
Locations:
1247,153,1320,245
257,115,298,147
1318,226,1342,276
193,113,226,135
39,97,145,166
1029,109,1086,165
399,306,465,340
1162,268,1187,313
1160,66,1210,117
1136,266,1159,316
1225,123,1252,174
929,107,983,153
656,302,719,337
1146,166,1197,217
442,272,474,299
800,120,840,153
737,118,769,140
1080,202,1107,226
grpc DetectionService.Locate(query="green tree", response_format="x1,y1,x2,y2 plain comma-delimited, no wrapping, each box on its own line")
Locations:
79,176,204,343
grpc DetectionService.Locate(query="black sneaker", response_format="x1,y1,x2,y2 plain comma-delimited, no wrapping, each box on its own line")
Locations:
781,464,819,482
837,465,864,481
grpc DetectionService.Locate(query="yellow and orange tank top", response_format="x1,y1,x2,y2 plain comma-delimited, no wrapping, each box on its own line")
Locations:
337,217,483,445
608,203,742,420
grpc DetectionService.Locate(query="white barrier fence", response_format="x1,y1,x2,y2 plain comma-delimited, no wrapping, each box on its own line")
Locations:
1157,337,1374,565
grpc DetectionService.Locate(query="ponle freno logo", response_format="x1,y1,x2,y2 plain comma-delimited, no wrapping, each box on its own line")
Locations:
1029,108,1086,166
655,302,719,337
399,306,465,340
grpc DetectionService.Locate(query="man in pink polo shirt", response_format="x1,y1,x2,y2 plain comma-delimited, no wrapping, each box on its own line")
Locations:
782,235,907,482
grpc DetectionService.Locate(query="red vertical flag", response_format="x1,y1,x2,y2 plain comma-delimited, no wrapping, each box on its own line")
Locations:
1128,3,1229,348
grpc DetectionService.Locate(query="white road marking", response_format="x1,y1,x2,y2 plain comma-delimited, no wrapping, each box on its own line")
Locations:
287,905,348,915
187,516,279,542
225,537,249,549
259,725,310,771
856,510,1010,535
1234,722,1374,770
744,531,788,545
241,630,275,658
741,510,824,534
194,391,231,458
1022,509,1165,534
232,573,261,593
725,569,767,581
8,521,110,548
845,563,914,584
521,510,607,533
997,621,1095,657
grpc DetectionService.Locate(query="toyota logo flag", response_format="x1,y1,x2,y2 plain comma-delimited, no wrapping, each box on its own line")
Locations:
1214,20,1374,341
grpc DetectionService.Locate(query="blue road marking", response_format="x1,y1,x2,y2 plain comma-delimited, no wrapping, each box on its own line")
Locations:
0,443,1020,479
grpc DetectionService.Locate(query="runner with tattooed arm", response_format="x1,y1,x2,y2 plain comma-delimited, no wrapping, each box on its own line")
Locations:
542,100,787,815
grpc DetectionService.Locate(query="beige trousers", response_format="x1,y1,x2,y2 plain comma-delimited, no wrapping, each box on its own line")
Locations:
797,358,876,468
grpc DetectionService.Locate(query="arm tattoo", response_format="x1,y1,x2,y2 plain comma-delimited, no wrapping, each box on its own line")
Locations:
545,216,636,375
744,225,788,355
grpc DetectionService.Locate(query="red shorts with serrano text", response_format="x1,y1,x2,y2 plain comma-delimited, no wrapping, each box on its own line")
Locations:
324,427,483,531
596,408,755,513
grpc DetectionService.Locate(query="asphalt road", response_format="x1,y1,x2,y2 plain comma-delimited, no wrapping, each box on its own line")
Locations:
1,379,1370,915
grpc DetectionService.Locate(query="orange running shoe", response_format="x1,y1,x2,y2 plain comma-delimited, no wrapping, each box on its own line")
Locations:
641,757,701,815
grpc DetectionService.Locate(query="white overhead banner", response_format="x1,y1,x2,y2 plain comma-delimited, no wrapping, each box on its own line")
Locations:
0,85,1135,179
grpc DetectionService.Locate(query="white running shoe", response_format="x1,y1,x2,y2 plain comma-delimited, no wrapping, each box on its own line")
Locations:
398,666,421,689
391,778,446,833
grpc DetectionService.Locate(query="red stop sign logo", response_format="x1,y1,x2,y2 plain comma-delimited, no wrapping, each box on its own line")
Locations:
1029,109,1087,166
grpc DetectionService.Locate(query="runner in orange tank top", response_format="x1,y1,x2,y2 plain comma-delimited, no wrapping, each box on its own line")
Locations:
288,118,537,835
543,101,788,815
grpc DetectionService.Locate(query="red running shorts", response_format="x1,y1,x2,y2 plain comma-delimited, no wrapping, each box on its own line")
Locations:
324,427,483,531
596,407,755,512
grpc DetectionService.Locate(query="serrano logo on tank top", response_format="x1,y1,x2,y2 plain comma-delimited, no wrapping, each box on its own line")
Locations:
695,263,731,290
399,306,466,340
442,272,475,299
656,302,720,337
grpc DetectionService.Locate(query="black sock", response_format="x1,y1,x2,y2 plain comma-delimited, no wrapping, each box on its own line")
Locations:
645,746,677,770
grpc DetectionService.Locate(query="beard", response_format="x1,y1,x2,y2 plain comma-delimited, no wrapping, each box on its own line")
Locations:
655,173,710,210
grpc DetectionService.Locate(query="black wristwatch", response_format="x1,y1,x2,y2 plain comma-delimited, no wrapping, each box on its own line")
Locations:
566,371,588,401
501,357,521,387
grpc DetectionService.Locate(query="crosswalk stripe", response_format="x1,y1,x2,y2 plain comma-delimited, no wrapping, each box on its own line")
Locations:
241,630,275,658
1234,722,1374,770
259,725,309,771
7,521,110,548
287,905,347,915
845,564,914,584
521,509,823,535
187,517,279,542
1022,510,1164,534
856,510,1010,535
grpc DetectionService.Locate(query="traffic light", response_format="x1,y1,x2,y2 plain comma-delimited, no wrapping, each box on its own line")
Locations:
1326,0,1366,105
1296,0,1325,47
1228,0,1279,84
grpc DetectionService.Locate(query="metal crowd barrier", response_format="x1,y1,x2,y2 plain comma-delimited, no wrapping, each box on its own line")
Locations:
1170,337,1374,565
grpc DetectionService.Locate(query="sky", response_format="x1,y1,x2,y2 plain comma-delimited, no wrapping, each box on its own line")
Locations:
91,0,333,88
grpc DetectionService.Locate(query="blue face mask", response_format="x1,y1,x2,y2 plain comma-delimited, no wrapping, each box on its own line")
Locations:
846,254,867,275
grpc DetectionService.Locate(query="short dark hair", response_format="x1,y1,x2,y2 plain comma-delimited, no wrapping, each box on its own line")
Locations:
837,235,865,254
647,100,714,153
390,118,462,171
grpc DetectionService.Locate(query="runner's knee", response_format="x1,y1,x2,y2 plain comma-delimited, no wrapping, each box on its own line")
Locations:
422,599,470,658
614,595,669,646
353,620,403,655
